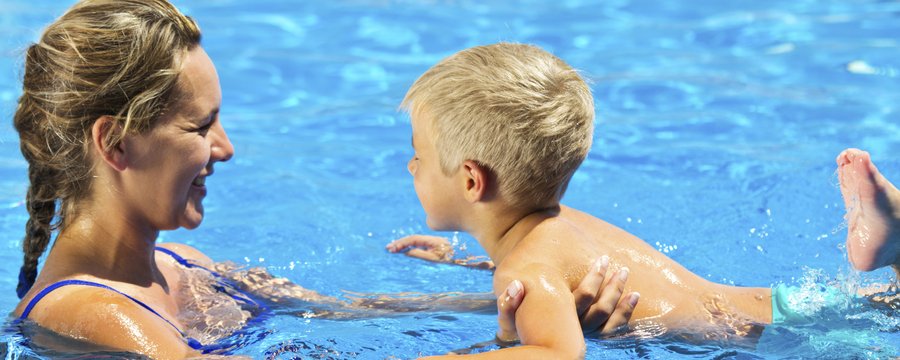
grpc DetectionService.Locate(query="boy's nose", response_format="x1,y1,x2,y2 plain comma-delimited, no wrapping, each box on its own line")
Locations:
407,158,417,175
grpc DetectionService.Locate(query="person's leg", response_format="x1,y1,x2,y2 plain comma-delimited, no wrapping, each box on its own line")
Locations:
836,148,900,276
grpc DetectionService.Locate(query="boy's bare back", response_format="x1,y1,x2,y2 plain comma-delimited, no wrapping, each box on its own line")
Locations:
493,205,771,335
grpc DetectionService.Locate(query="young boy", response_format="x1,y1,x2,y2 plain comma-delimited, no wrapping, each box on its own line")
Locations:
386,43,900,358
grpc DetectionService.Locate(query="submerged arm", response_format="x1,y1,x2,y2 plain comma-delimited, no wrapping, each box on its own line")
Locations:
212,261,496,317
162,243,635,335
211,256,635,334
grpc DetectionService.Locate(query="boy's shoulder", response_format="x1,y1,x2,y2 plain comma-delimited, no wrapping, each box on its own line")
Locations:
491,206,616,296
516,209,591,254
491,215,585,294
492,257,565,298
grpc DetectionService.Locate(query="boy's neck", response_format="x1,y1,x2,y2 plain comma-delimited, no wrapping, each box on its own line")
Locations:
467,202,562,267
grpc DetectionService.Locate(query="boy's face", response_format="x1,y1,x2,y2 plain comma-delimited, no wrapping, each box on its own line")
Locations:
408,110,466,230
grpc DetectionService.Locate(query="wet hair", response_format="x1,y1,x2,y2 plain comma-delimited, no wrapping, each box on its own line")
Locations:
401,43,594,209
13,0,201,298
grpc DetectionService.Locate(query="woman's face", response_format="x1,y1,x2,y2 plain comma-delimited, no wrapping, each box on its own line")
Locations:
122,46,234,231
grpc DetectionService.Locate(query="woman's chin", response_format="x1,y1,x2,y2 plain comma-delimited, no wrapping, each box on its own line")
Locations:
181,219,203,230
179,204,205,229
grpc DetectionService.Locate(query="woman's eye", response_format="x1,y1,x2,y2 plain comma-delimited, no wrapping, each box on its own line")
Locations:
196,123,213,135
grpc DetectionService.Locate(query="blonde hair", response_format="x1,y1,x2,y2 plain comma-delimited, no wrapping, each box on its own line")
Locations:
401,43,594,209
13,0,201,298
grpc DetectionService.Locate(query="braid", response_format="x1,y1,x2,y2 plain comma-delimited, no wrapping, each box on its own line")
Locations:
17,168,58,298
15,83,62,298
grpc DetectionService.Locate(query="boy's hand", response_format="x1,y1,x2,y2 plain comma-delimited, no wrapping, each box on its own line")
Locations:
386,235,454,262
495,256,639,342
386,235,494,270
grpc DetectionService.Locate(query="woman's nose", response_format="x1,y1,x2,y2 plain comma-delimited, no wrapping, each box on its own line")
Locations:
210,120,234,162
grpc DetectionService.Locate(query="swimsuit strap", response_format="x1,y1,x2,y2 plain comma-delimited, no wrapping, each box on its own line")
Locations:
16,279,208,351
154,246,221,276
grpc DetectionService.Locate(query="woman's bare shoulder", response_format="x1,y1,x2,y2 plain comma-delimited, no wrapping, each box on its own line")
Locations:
16,284,193,359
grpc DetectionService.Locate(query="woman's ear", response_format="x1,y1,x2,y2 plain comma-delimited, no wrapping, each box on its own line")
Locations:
461,160,489,203
91,116,127,172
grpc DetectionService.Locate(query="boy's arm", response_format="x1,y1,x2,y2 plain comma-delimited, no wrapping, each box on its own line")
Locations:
386,235,494,270
422,265,587,360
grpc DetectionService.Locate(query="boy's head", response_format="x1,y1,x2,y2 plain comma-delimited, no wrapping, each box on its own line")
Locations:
402,43,594,210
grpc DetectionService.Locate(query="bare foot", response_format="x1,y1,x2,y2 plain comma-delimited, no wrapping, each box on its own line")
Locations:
836,148,900,272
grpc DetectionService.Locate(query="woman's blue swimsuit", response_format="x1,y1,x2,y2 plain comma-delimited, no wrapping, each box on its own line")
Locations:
16,247,269,354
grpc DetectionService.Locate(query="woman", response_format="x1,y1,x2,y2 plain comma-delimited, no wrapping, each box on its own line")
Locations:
11,1,636,358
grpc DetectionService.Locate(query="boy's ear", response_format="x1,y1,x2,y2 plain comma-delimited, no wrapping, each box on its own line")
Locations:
91,116,128,172
461,160,488,203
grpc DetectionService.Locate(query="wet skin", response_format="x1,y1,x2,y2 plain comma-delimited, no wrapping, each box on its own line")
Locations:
14,46,234,359
837,148,900,274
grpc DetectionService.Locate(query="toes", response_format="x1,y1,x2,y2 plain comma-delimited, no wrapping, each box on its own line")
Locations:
837,149,851,166
837,149,876,197
838,148,862,166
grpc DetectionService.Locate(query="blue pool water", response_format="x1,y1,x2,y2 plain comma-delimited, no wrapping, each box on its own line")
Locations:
1,0,899,358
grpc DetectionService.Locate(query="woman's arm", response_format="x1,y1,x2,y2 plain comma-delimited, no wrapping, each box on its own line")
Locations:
165,243,637,335
211,261,495,317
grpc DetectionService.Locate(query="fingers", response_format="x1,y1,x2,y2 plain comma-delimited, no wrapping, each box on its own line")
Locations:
470,259,495,270
600,291,639,335
405,248,444,262
580,267,630,334
495,280,524,344
385,235,449,253
574,256,610,318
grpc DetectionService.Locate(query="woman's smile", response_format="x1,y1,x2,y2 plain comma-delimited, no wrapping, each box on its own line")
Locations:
191,174,207,189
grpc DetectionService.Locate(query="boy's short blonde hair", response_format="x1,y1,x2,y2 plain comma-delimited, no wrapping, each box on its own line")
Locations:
402,43,594,209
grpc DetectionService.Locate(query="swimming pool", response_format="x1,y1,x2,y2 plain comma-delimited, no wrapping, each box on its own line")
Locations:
1,0,898,358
